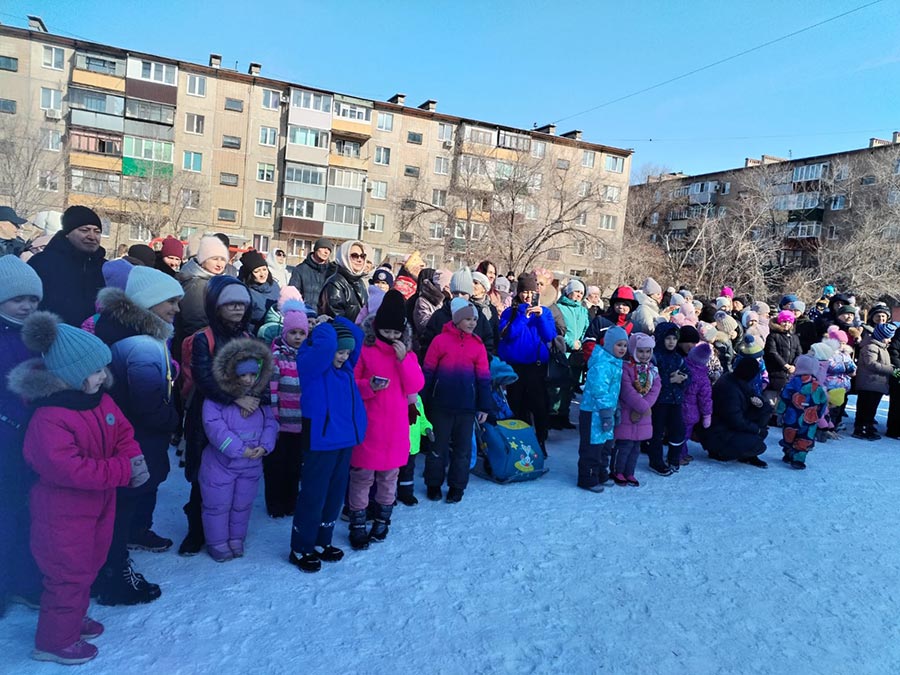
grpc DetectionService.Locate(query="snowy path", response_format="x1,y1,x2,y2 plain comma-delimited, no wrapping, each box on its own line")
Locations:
3,399,900,674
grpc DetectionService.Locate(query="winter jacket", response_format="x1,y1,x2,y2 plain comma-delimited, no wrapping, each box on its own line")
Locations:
615,359,661,441
856,336,893,394
289,253,335,309
297,317,367,451
28,232,106,326
703,372,770,461
794,315,820,353
555,295,589,350
581,345,624,444
423,321,493,414
412,279,445,335
421,297,496,358
409,395,433,456
653,322,689,405
682,346,713,428
777,374,828,456
318,266,368,322
630,290,661,337
472,295,500,351
94,288,179,489
270,337,302,433
825,349,856,392
245,278,281,333
352,322,425,470
733,353,769,396
498,303,557,365
173,259,220,360
763,321,802,392
713,334,735,374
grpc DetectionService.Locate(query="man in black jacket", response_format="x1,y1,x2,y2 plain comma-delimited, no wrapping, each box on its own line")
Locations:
289,238,335,308
28,205,106,326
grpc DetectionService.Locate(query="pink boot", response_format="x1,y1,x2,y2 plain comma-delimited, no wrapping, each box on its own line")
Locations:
207,544,233,562
612,473,628,486
625,475,640,487
81,616,104,639
33,640,98,665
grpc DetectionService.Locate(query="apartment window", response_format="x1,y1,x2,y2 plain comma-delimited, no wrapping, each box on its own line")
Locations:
126,179,169,204
604,185,621,202
129,223,152,241
283,197,315,218
459,155,487,176
827,225,838,240
434,156,450,175
185,113,204,135
124,137,173,163
438,123,453,142
453,221,467,239
532,141,546,159
582,151,596,168
257,163,275,183
424,253,437,269
261,89,281,110
368,213,385,232
77,53,120,75
140,60,176,85
187,74,206,97
650,212,659,225
0,56,17,72
334,102,371,121
495,161,513,181
429,222,444,240
334,139,361,158
467,127,494,145
375,146,391,165
181,188,200,209
70,168,120,196
259,126,277,146
376,112,393,131
224,98,244,112
370,180,387,200
325,203,361,225
254,199,273,218
70,130,121,155
43,46,64,70
407,131,423,145
576,212,587,226
671,185,690,198
498,131,530,152
42,129,62,151
404,165,420,178
217,209,237,223
288,239,306,256
40,88,62,112
578,180,591,197
556,159,570,170
328,167,364,190
792,163,828,182
69,88,124,115
529,173,543,190
894,159,900,175
604,155,625,173
860,175,876,186
573,240,586,256
38,170,59,192
888,190,900,206
291,90,332,112
432,189,447,207
600,214,618,231
220,173,239,187
183,151,202,172
222,135,242,150
525,203,538,221
401,199,417,211
722,182,731,195
125,99,175,125
288,126,329,148
284,164,325,185
252,235,270,252
830,195,847,210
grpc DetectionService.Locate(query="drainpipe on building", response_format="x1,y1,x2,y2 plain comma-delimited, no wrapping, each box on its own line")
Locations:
358,176,370,242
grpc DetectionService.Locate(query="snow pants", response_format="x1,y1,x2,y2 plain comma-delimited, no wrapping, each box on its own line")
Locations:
348,467,399,510
199,449,262,548
506,363,550,444
577,409,613,487
30,484,115,651
291,446,351,555
855,390,884,432
612,439,642,478
424,409,475,491
0,456,42,604
648,403,685,470
263,429,308,516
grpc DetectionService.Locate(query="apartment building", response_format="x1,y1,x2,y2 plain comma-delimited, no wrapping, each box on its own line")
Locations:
0,17,632,280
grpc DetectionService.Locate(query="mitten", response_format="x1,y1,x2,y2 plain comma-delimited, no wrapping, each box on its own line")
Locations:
702,414,711,429
129,455,150,488
408,403,419,425
816,417,830,429
599,408,615,433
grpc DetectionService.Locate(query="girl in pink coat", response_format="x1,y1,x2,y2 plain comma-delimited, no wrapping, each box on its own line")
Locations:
612,332,661,486
347,290,425,550
681,342,714,465
8,312,146,666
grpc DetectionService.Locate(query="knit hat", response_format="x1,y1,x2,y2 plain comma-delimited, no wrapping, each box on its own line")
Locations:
837,305,856,317
371,268,394,288
126,266,184,309
451,297,477,323
160,236,184,259
314,238,334,252
61,205,102,235
823,285,836,297
564,278,585,297
737,333,764,356
235,358,260,377
776,310,795,324
516,273,538,293
721,286,734,299
874,322,898,342
666,287,676,295
715,311,738,334
752,301,770,318
374,289,407,332
494,277,510,293
279,285,303,308
472,271,492,293
102,258,134,290
809,342,835,361
715,296,732,310
826,325,848,344
698,321,717,343
239,250,268,278
641,277,662,297
127,244,156,267
216,283,251,307
0,255,43,304
334,322,356,352
449,267,474,295
197,235,229,264
669,293,685,308
687,341,711,365
869,303,891,321
779,294,799,309
734,357,760,381
281,299,310,338
628,332,655,359
787,300,806,313
742,310,760,328
681,289,694,302
603,326,628,355
793,354,819,377
22,311,111,388
677,324,700,345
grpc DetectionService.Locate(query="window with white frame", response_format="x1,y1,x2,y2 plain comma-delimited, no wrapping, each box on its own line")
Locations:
42,46,64,70
376,112,393,131
887,189,900,206
466,127,494,145
525,203,538,221
288,126,328,148
459,155,487,176
257,163,275,182
432,189,447,207
70,168,120,195
291,90,332,112
334,102,371,121
434,156,450,175
894,159,900,175
438,123,453,142
578,180,591,197
284,164,324,185
127,223,151,242
453,221,467,239
604,155,624,173
261,89,281,110
140,60,176,85
495,161,513,181
283,197,315,218
42,129,62,151
334,139,361,158
186,74,206,96
124,137,173,163
185,113,204,135
325,203,360,225
181,189,200,209
370,180,387,200
604,185,621,202
40,87,62,112
722,182,731,195
38,170,59,192
224,98,244,113
650,212,659,225
594,242,605,259
529,173,543,190
254,199,273,218
582,151,595,168
830,194,847,210
288,239,306,256
532,141,546,159
498,130,530,151
259,126,277,146
375,146,391,165
429,222,444,239
424,253,437,268
126,99,175,125
328,167,364,190
368,213,384,232
792,163,828,182
252,234,270,252
600,214,618,231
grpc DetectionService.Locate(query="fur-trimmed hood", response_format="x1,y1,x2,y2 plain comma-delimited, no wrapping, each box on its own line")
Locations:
95,287,173,343
361,313,414,349
211,337,274,399
8,358,111,403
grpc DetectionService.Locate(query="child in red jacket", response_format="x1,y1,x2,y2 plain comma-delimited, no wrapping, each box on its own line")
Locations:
8,313,147,666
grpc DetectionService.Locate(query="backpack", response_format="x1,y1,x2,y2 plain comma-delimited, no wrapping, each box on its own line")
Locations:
179,326,215,400
473,419,548,484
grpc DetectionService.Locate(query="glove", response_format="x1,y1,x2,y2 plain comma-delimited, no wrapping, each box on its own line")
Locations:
599,408,615,433
129,455,150,488
702,414,711,429
408,403,419,426
426,429,435,443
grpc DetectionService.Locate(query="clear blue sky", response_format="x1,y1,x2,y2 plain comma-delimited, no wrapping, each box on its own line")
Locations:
4,0,899,181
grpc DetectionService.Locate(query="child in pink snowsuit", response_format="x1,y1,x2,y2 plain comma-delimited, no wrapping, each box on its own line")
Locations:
681,342,713,464
9,312,146,666
200,338,277,562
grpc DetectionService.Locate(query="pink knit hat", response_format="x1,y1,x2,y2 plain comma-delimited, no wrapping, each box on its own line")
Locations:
628,332,655,360
721,286,734,298
281,300,309,338
776,310,795,324
827,325,848,344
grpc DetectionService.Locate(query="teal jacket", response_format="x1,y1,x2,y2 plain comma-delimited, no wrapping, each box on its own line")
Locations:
581,345,624,444
555,296,589,350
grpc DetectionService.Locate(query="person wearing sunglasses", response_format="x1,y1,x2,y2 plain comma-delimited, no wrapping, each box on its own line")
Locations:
318,240,369,322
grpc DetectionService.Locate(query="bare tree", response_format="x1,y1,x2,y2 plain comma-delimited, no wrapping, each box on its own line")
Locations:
0,115,65,218
119,165,204,242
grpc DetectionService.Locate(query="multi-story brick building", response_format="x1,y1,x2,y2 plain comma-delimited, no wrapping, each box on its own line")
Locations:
0,16,631,281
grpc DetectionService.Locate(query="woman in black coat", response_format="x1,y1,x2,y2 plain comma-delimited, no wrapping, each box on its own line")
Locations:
763,313,801,408
318,240,368,322
703,358,771,465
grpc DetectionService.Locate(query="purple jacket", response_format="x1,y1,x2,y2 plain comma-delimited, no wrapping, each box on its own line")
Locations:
201,399,278,471
615,360,661,441
682,344,713,427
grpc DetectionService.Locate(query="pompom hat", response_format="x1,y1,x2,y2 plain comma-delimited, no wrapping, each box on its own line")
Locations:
22,311,111,388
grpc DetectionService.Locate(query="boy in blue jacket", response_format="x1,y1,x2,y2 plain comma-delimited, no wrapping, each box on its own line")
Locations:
289,317,366,573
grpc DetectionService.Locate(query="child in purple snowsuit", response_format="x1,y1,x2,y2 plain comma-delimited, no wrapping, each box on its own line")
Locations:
200,338,277,562
681,342,713,464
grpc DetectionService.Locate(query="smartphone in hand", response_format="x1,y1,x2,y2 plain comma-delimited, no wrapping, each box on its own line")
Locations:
372,376,390,388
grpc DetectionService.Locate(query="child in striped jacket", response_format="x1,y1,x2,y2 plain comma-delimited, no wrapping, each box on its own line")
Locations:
264,300,308,518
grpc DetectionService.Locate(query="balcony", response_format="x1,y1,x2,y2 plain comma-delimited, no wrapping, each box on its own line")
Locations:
784,221,822,239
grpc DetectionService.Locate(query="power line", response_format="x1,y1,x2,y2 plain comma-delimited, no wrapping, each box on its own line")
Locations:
550,0,886,125
608,127,899,143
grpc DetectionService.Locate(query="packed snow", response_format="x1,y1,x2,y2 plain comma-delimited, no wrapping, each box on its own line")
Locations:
3,397,900,675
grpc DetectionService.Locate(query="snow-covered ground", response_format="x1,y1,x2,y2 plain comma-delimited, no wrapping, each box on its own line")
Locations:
3,397,900,674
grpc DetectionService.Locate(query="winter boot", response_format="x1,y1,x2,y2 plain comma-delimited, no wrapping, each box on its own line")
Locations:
738,456,768,468
369,504,394,543
314,545,344,562
289,551,321,573
207,544,233,563
666,445,682,472
445,487,464,504
128,528,173,553
397,483,418,506
178,501,205,556
612,473,628,486
228,539,245,558
32,640,98,665
426,485,442,501
625,475,640,487
866,426,882,441
348,509,370,551
95,559,162,606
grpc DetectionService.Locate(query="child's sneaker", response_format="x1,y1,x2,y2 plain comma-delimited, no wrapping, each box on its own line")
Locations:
315,545,344,562
649,464,673,477
207,544,233,562
128,528,173,553
625,475,640,487
32,640,98,665
612,473,628,486
228,539,245,558
289,550,321,573
81,616,104,640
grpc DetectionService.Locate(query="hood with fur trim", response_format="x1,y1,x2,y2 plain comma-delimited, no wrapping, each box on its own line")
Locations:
360,313,414,349
211,337,274,399
94,287,173,345
8,358,112,403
